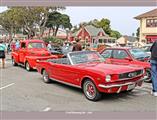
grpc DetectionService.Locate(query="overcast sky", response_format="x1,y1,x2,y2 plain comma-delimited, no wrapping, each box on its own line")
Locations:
0,6,156,36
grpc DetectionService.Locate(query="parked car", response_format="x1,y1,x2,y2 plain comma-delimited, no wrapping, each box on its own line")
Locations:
129,48,150,62
11,40,57,71
36,51,145,101
141,43,153,56
50,46,64,58
100,47,151,82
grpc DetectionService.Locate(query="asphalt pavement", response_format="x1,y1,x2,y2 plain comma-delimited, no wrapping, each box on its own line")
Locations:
0,59,157,112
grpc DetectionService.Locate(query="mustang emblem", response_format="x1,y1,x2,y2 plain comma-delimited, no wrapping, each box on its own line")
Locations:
128,72,137,78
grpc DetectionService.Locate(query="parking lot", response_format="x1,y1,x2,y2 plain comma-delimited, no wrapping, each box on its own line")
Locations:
0,59,156,112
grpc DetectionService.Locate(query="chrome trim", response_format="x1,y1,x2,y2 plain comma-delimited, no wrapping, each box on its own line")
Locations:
118,74,143,81
67,53,74,65
117,87,122,93
98,77,145,89
49,77,81,89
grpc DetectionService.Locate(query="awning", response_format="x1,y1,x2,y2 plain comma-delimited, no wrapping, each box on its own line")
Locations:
146,35,157,39
146,35,157,43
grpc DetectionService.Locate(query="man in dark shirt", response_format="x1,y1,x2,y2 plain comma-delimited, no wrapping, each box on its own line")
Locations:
72,39,82,51
150,41,157,97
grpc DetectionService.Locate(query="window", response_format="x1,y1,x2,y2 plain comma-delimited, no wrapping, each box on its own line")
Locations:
99,39,103,43
146,19,157,27
101,50,112,59
27,42,45,49
21,42,26,48
113,50,128,59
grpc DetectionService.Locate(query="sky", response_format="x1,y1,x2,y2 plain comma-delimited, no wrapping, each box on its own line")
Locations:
0,6,156,36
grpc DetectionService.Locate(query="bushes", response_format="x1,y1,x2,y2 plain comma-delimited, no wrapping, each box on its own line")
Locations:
43,37,64,45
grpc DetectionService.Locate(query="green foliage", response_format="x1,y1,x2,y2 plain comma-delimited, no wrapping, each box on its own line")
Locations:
43,37,64,45
46,11,72,36
97,18,112,35
0,7,65,39
110,30,122,39
136,27,140,38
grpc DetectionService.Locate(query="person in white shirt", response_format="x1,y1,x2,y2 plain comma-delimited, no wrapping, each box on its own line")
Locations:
47,41,52,51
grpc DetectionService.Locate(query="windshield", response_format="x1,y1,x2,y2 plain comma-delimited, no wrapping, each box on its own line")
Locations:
129,49,148,59
28,42,45,49
69,51,105,65
141,46,151,52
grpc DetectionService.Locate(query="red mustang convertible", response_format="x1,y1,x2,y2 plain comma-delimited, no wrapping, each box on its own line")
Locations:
36,51,145,101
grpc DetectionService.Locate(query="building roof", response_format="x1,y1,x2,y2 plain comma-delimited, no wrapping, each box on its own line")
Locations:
123,36,138,42
84,25,108,37
72,25,109,37
135,8,157,19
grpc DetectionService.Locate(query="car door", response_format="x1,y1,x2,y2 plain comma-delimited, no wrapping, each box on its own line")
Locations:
48,59,80,85
110,49,131,65
101,49,113,64
19,42,26,63
55,65,80,85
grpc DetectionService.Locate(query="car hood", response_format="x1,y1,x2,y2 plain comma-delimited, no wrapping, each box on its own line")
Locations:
75,62,143,75
28,48,51,56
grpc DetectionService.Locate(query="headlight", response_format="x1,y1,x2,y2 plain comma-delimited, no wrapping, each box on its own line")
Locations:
105,75,111,82
36,59,40,62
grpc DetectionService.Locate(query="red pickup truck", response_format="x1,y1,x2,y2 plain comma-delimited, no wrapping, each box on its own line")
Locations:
11,40,57,71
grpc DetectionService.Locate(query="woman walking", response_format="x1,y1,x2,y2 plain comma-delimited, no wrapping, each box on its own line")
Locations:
0,41,7,69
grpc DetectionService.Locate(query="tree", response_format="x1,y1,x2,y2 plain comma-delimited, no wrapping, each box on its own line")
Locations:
0,8,21,41
97,18,112,35
136,27,140,39
46,11,72,37
0,7,65,39
110,30,121,39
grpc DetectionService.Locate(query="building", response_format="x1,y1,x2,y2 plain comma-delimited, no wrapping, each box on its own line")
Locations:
70,25,116,45
42,28,67,40
116,35,138,47
135,9,157,43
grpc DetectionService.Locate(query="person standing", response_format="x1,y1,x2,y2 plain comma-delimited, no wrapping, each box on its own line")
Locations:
47,41,52,51
150,41,157,97
15,40,20,50
0,41,7,69
72,39,82,51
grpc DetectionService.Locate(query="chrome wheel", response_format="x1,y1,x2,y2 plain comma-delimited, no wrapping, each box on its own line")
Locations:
83,80,102,101
25,62,31,71
43,70,51,83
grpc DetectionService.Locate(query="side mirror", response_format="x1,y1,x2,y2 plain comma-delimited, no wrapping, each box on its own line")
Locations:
124,57,132,61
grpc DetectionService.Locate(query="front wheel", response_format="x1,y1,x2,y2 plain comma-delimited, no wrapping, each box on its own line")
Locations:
42,70,51,83
25,62,32,71
83,79,102,101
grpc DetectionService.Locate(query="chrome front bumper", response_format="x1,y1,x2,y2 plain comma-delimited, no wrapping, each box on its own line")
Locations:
98,76,147,93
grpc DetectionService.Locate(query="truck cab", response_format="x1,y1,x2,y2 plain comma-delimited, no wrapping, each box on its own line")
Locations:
11,39,57,71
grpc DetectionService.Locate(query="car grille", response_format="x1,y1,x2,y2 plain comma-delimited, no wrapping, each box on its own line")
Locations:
119,70,143,80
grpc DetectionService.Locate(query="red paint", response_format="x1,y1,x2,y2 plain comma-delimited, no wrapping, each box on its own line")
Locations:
36,56,144,94
11,39,57,70
100,47,150,69
98,31,105,36
77,28,91,42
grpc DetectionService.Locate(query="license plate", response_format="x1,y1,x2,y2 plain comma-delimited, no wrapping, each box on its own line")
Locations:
127,84,135,91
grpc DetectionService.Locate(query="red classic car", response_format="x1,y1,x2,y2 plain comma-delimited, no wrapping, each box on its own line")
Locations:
36,51,145,101
100,47,151,82
11,40,57,71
